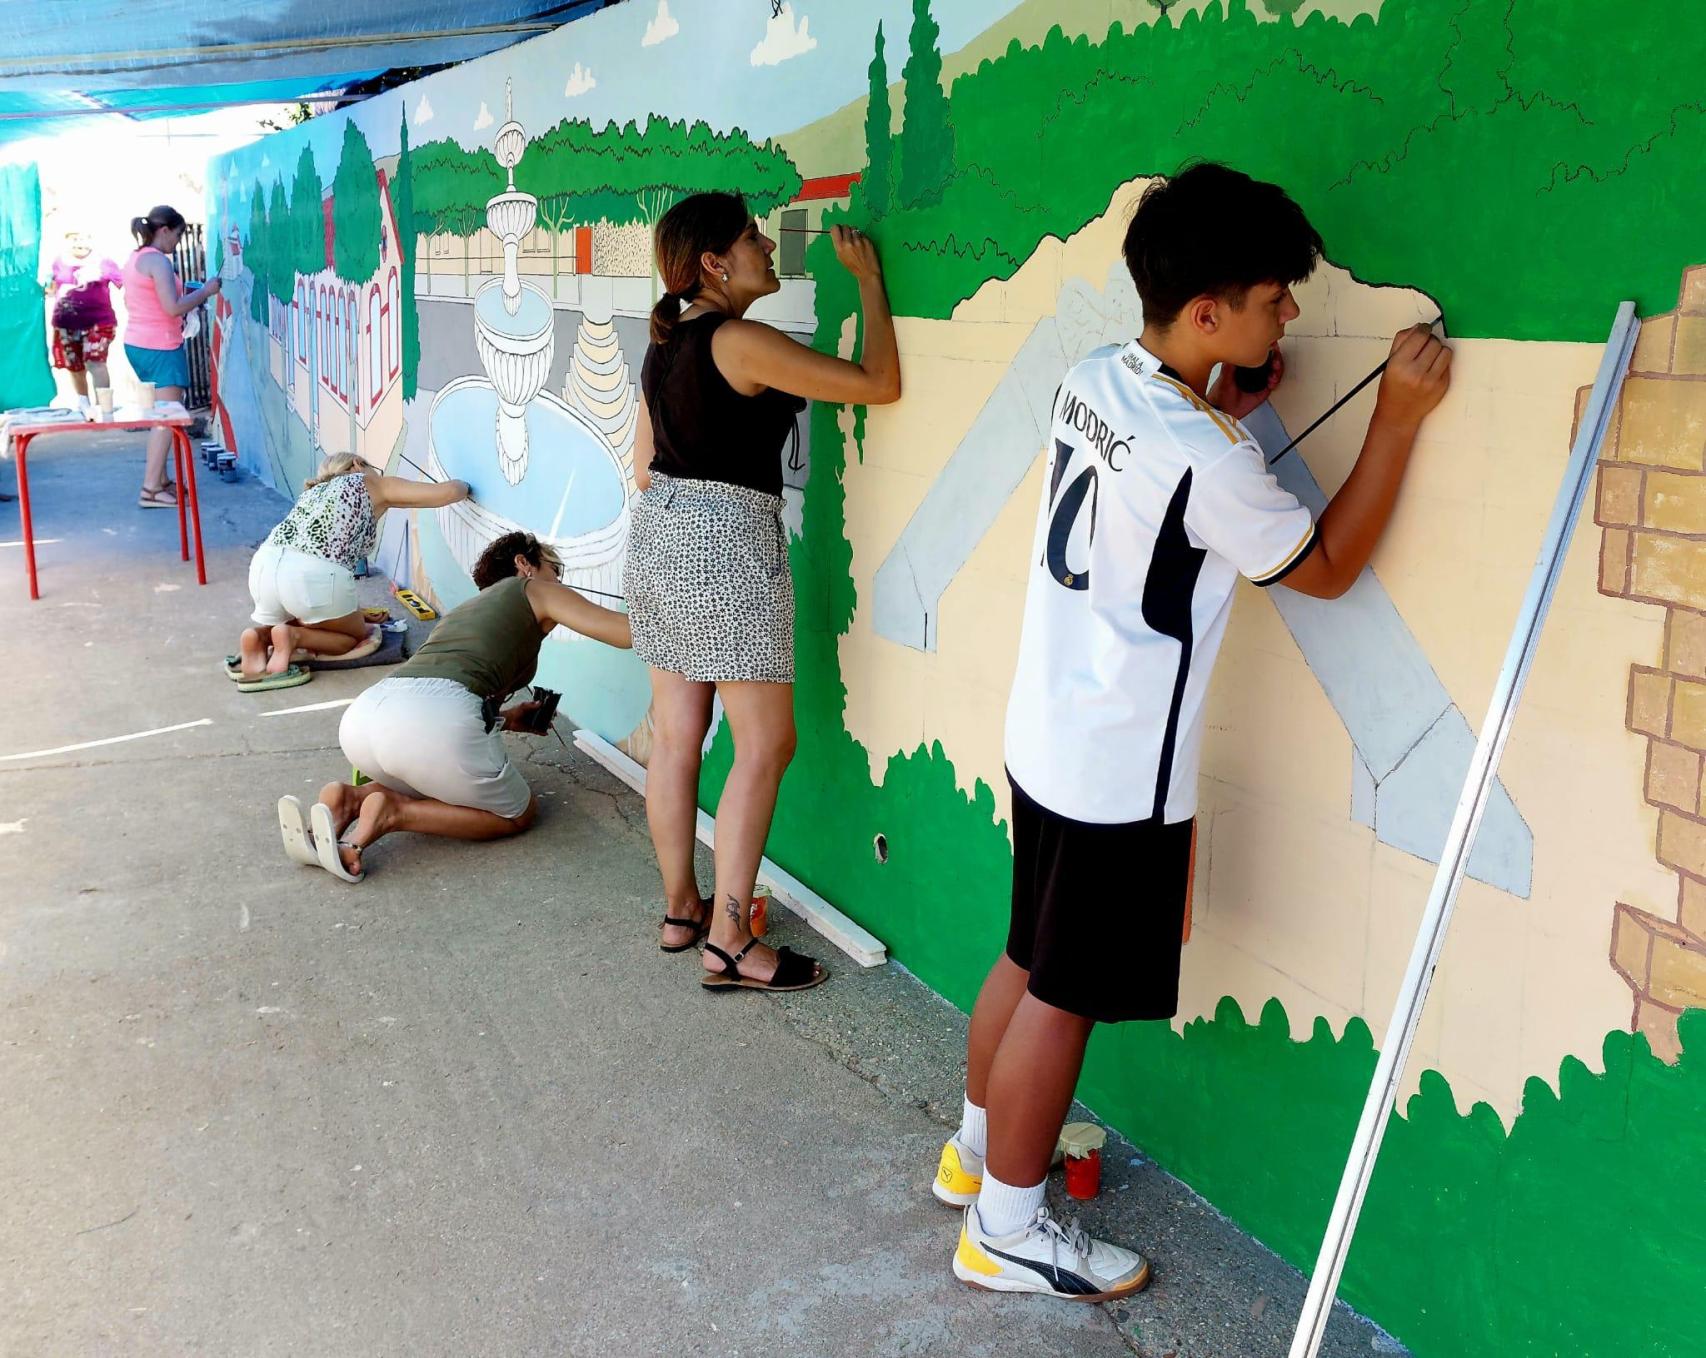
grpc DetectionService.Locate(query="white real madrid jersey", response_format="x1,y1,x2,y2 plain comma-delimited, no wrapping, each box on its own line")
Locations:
1004,339,1318,825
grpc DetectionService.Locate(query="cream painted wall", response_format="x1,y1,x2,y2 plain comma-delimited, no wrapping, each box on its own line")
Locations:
835,179,1664,1119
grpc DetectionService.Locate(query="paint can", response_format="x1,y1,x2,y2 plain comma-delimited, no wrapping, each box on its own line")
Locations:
750,894,770,936
1059,1121,1106,1200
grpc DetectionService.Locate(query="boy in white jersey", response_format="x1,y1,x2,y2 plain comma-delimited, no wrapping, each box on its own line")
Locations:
937,163,1451,1299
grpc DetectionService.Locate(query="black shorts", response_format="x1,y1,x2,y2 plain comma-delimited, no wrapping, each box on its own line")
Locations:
1006,775,1195,1024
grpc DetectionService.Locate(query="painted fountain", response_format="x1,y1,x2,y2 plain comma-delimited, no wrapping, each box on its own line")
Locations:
420,81,649,740
425,80,631,605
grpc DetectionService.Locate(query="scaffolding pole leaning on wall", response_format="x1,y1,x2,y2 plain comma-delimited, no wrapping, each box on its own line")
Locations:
1288,300,1640,1358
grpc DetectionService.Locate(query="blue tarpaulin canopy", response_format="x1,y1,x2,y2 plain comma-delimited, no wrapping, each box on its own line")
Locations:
0,2,615,135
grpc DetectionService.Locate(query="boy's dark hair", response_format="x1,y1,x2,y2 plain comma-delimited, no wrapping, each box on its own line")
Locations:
1123,162,1323,325
472,531,547,590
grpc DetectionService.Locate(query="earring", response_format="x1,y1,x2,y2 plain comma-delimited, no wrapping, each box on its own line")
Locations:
721,269,730,283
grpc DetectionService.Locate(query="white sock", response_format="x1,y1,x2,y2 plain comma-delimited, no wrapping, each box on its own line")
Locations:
975,1170,1046,1238
958,1096,988,1160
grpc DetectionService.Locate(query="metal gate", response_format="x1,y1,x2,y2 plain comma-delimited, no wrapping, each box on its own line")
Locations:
170,222,212,410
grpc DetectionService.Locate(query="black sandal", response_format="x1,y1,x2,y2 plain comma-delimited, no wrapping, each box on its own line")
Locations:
659,899,711,953
701,938,827,992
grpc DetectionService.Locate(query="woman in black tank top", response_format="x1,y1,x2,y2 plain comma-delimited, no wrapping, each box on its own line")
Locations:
624,190,901,993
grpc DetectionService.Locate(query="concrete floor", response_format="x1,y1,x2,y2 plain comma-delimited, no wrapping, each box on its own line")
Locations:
0,431,1406,1357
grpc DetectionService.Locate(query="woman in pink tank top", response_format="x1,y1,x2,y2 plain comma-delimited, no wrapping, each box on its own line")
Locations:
121,205,222,508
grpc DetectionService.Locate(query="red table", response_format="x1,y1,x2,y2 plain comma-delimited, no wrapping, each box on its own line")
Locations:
8,415,205,600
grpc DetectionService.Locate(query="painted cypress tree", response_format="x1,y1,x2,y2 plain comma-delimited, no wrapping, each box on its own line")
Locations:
863,21,894,219
896,0,952,209
396,108,420,401
331,121,380,286
289,146,325,283
248,191,270,325
267,180,291,307
289,146,326,450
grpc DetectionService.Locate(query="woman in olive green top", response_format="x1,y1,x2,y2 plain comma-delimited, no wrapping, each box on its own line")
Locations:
277,532,632,882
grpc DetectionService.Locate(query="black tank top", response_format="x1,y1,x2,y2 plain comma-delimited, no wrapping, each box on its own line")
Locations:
640,312,806,497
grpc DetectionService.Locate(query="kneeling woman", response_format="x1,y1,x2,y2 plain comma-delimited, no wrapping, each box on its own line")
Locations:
281,532,632,881
235,452,471,691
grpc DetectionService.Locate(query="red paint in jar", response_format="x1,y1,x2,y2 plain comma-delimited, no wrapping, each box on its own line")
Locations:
1064,1147,1102,1200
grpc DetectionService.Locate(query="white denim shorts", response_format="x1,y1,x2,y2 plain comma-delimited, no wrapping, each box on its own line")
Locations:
337,676,532,820
248,538,359,626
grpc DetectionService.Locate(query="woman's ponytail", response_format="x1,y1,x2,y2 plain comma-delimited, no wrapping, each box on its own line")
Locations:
650,291,685,346
131,204,186,248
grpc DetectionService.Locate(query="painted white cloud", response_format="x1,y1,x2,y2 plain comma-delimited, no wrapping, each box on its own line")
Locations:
413,94,435,125
473,101,494,131
563,62,597,97
642,0,679,47
751,4,816,67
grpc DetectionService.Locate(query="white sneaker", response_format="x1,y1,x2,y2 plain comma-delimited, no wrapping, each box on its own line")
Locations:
932,1134,1067,1208
933,1135,984,1206
953,1204,1150,1300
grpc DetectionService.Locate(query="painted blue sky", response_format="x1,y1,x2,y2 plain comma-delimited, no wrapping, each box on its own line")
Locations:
214,0,1026,213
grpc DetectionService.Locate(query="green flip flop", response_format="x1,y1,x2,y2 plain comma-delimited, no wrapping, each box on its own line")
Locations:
235,664,312,693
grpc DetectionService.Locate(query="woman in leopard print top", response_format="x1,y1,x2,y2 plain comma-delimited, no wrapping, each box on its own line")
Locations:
233,453,472,683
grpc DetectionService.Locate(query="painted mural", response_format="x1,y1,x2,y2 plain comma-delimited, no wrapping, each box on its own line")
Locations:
209,3,1706,1353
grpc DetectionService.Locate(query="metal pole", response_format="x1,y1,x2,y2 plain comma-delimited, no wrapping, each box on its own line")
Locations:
1287,301,1639,1358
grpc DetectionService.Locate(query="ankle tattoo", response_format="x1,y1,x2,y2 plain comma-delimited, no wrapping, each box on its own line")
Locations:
724,894,743,929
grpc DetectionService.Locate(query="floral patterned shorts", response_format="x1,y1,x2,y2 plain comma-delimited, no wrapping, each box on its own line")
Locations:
51,323,115,373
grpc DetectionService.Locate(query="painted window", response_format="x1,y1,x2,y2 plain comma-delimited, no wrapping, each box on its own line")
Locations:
369,285,382,405
295,282,306,364
386,268,400,381
779,209,808,277
346,290,357,408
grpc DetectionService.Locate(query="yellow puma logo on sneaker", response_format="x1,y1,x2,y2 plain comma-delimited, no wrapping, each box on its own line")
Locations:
932,1139,983,1206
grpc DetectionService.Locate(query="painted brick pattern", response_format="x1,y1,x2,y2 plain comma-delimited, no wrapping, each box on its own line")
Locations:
1598,264,1706,1059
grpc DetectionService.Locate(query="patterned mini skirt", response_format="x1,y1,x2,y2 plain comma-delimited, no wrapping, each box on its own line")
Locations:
622,472,794,684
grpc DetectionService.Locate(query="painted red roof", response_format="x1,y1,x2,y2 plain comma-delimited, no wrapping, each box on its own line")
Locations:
794,172,861,203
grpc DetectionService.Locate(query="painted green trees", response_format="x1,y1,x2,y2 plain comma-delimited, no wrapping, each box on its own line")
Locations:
410,139,503,286
863,22,894,220
331,121,380,288
514,116,801,231
896,0,952,209
396,110,420,401
266,181,290,311
247,190,271,326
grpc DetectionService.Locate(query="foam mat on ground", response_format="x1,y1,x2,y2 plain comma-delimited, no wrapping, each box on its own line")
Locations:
303,626,409,671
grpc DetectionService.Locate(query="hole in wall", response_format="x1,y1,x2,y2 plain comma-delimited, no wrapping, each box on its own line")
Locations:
874,833,889,865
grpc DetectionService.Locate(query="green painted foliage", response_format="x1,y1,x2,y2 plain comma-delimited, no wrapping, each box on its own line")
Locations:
247,192,270,326
895,0,952,209
870,0,1706,339
331,121,381,285
266,181,291,306
515,116,802,233
288,146,326,281
397,109,420,401
863,22,894,220
410,139,504,238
